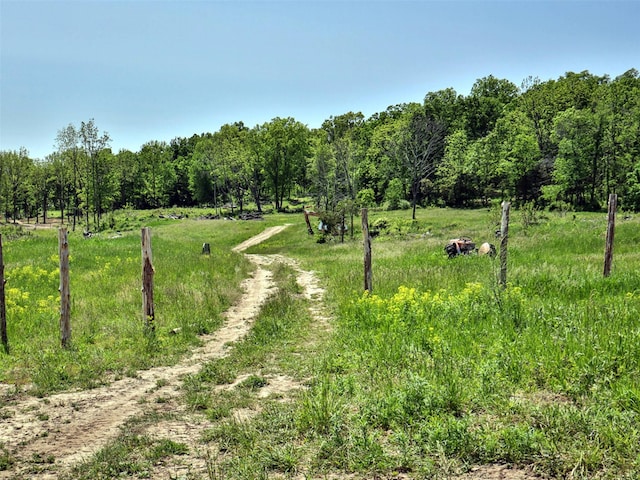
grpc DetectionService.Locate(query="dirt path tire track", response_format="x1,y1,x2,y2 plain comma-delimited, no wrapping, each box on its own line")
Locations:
0,225,302,479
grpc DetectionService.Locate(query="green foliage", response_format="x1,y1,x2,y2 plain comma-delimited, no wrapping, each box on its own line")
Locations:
436,129,478,206
519,201,540,232
356,187,376,207
383,178,406,210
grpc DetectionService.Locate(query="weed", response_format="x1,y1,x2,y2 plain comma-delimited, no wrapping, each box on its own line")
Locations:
147,438,188,462
239,374,268,390
0,444,14,471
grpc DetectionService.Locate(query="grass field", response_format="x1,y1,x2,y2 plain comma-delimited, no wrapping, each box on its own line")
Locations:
1,205,640,479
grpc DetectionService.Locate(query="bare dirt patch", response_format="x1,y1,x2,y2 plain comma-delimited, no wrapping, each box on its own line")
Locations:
457,464,546,479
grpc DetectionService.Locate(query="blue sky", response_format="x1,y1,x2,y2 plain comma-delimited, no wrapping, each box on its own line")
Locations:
1,0,638,159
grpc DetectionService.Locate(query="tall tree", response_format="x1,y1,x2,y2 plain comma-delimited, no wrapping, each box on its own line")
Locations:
464,75,518,139
56,124,82,230
48,151,69,223
169,135,200,207
365,105,413,202
189,137,217,206
424,87,465,134
552,107,601,208
435,129,478,206
308,135,336,210
603,69,640,206
262,117,310,210
246,126,267,212
399,107,446,219
31,158,56,223
520,71,607,160
79,119,111,231
213,122,252,213
322,112,365,206
484,110,542,202
2,148,33,223
113,149,144,209
139,141,175,208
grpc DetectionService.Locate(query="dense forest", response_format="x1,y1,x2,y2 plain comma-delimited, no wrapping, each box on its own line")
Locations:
1,69,639,232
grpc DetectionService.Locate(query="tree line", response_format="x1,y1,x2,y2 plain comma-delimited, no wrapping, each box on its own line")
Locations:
1,68,638,232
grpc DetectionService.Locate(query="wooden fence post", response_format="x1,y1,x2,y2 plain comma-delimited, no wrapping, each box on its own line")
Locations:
59,228,71,348
141,227,155,331
362,208,372,293
499,201,511,288
0,234,8,354
603,193,617,277
304,210,314,235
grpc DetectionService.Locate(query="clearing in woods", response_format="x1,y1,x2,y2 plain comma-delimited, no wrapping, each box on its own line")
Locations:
0,225,539,480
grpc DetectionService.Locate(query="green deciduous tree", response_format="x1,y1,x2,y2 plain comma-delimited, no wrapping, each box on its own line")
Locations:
1,148,33,222
484,110,542,203
139,141,176,208
602,69,640,207
424,87,465,134
261,117,310,210
56,124,82,230
113,149,144,209
320,112,366,210
189,136,217,206
214,122,251,213
308,135,336,211
31,158,56,223
552,107,601,209
465,75,518,139
436,129,478,207
79,119,111,231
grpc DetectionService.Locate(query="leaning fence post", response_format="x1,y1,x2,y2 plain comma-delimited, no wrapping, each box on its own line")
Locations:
0,234,8,354
499,201,511,288
141,227,155,331
59,228,71,348
603,193,617,277
304,210,314,235
362,208,372,293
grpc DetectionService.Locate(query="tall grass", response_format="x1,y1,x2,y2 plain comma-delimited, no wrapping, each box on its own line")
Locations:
5,206,640,478
0,215,272,395
256,207,640,478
